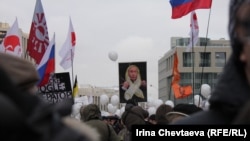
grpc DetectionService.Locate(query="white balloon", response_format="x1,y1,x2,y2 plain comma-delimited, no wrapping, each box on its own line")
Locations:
82,96,89,105
100,94,109,105
147,96,154,108
108,103,117,114
115,109,121,118
204,101,210,111
120,106,125,116
153,99,163,109
101,110,110,117
194,95,203,107
111,95,119,106
108,51,118,61
165,100,174,108
201,84,211,99
147,107,156,116
71,103,83,117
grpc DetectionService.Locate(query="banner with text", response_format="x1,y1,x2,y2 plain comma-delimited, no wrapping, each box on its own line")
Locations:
38,72,73,104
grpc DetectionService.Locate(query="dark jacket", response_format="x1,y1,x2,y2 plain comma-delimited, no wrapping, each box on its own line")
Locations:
121,104,148,131
80,104,120,141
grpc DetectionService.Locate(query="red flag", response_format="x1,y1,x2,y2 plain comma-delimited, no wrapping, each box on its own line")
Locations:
0,18,23,57
170,0,212,19
186,11,199,52
59,17,76,70
27,0,49,65
171,50,192,99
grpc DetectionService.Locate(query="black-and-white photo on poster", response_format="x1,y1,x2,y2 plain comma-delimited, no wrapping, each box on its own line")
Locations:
119,62,147,103
38,72,73,104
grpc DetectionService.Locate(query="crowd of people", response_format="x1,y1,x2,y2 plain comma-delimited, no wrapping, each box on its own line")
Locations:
75,100,204,141
1,0,250,140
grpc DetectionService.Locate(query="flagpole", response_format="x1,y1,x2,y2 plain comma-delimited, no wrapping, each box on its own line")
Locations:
71,48,74,88
189,11,195,105
191,25,195,105
200,9,212,104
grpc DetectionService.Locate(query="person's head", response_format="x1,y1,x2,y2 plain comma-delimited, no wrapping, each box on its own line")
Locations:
229,0,250,83
155,104,172,124
80,104,102,122
126,98,138,106
148,114,157,125
126,65,140,82
0,53,40,94
165,103,203,123
121,105,148,131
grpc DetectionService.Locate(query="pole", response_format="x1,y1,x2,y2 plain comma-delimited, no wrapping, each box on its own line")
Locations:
199,9,212,106
71,48,74,88
192,31,195,104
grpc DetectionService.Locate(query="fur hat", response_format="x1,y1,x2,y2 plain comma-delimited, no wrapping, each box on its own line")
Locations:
0,53,39,91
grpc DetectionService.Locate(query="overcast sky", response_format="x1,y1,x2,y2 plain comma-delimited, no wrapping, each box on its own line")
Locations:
0,0,230,99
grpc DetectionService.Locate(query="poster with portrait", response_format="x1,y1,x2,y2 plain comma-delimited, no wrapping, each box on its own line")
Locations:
119,61,147,103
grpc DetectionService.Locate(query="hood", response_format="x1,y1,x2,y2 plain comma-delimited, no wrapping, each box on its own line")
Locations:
209,56,250,117
228,0,245,58
80,104,101,122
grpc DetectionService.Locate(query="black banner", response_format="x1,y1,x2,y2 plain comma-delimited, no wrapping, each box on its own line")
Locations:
38,72,73,104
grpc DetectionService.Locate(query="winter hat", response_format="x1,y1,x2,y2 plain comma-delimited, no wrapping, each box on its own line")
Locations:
0,53,39,92
80,104,102,122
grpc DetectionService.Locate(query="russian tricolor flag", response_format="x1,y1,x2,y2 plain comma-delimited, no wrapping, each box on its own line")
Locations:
170,0,212,19
37,33,55,86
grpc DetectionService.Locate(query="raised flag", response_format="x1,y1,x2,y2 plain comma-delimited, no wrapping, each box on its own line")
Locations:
172,83,193,99
59,18,76,70
186,11,199,52
171,50,192,99
170,0,212,19
172,50,180,84
72,75,79,97
0,18,22,57
27,0,49,65
37,33,55,86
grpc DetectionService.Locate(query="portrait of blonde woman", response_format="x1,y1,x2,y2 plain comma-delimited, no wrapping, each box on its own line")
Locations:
119,62,147,103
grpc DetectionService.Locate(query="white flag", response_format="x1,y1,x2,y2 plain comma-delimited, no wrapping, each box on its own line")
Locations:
187,11,199,52
0,18,23,57
59,17,76,70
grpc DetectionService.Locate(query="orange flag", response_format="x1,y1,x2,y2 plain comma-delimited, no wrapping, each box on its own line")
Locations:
172,50,180,84
171,50,192,99
172,83,193,99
